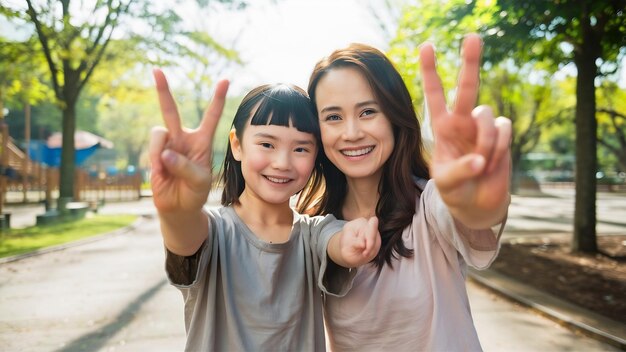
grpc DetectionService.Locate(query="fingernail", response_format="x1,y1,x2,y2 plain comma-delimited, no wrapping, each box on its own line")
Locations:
471,156,485,172
162,150,176,165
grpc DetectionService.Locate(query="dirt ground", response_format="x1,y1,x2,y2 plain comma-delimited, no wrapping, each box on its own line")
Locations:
490,235,626,324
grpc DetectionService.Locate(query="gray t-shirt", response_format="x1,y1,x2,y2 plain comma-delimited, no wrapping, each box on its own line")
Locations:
165,206,354,352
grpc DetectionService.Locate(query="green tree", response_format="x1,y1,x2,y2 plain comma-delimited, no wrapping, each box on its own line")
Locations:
395,0,626,253
0,37,52,124
91,2,245,171
389,1,564,192
474,0,625,253
597,82,626,172
181,31,242,125
97,84,158,168
2,0,140,208
479,64,572,192
2,0,245,210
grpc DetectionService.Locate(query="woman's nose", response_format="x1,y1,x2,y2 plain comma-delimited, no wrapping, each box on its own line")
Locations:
342,118,363,141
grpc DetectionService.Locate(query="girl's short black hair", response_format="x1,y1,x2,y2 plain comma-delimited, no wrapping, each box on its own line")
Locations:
220,84,323,207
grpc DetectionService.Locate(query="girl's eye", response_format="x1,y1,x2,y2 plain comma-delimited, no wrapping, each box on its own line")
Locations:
325,114,342,122
294,147,310,153
260,143,273,149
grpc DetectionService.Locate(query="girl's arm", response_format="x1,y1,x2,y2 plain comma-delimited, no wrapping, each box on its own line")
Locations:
150,69,229,256
326,217,381,268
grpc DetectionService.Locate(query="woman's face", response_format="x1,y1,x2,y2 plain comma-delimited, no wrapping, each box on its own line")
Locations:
315,67,394,183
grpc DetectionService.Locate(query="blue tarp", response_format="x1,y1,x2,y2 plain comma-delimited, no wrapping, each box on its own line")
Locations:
28,141,100,167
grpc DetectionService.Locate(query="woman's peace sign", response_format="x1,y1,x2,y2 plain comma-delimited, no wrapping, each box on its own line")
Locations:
420,34,511,226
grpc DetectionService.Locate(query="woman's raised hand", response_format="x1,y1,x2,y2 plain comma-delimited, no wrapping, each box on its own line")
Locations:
149,68,229,214
420,34,511,226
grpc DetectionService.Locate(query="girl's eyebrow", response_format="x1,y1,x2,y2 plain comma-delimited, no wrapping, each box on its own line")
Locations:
253,132,278,139
253,132,315,145
320,100,378,114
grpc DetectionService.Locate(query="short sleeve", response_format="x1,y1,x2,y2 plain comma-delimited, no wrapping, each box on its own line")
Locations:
308,215,357,297
165,244,204,286
164,210,216,288
421,180,505,269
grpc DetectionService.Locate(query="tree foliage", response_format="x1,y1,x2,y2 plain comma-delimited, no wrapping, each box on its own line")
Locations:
390,1,566,190
0,36,52,120
1,0,245,208
393,0,625,253
597,82,626,172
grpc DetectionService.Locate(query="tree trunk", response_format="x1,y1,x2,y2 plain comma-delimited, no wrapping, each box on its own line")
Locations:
59,101,76,205
619,154,626,172
572,50,598,253
127,148,141,168
510,142,523,193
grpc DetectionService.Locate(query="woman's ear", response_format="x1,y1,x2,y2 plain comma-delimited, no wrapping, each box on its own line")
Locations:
229,129,242,161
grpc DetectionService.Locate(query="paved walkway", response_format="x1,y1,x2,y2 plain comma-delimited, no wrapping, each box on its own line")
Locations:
0,189,624,351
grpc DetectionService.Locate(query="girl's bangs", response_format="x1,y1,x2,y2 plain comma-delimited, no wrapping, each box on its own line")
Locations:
249,87,319,135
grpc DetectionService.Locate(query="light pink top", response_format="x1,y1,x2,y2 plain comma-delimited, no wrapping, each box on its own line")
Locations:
322,179,504,351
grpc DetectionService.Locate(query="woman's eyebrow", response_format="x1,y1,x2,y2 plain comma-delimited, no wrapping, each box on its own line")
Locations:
355,100,378,108
320,100,378,114
320,105,341,114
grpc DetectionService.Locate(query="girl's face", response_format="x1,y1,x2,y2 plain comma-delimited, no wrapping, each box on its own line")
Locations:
315,67,394,183
230,122,318,206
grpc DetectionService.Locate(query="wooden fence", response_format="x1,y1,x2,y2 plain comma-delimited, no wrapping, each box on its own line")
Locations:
0,124,142,211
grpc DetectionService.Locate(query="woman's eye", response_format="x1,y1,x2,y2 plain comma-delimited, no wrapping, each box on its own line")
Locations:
294,147,310,153
325,114,341,122
361,109,376,117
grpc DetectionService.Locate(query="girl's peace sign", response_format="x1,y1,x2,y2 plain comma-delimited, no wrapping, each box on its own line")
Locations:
420,34,511,228
149,68,230,214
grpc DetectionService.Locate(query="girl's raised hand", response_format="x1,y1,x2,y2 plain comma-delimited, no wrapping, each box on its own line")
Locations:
149,68,229,214
420,34,511,227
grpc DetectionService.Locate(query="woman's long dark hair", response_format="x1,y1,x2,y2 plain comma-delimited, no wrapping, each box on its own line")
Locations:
220,84,324,207
304,43,430,269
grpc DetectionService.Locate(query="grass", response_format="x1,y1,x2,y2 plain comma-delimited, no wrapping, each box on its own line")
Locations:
0,214,137,259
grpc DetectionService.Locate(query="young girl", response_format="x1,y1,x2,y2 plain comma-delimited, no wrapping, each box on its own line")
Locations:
303,34,512,350
149,69,380,351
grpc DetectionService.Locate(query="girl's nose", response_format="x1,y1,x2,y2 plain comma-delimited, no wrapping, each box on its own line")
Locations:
272,150,291,170
342,118,364,141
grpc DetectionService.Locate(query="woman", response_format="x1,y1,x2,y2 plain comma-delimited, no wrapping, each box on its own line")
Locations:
301,34,511,350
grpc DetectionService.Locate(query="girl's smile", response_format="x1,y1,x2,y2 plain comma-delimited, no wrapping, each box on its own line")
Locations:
231,123,318,207
264,175,292,184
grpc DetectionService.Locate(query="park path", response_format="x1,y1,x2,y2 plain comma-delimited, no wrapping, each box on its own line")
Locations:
0,215,186,351
0,190,623,351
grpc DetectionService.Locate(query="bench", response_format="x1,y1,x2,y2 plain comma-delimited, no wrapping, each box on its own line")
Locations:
65,202,90,219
